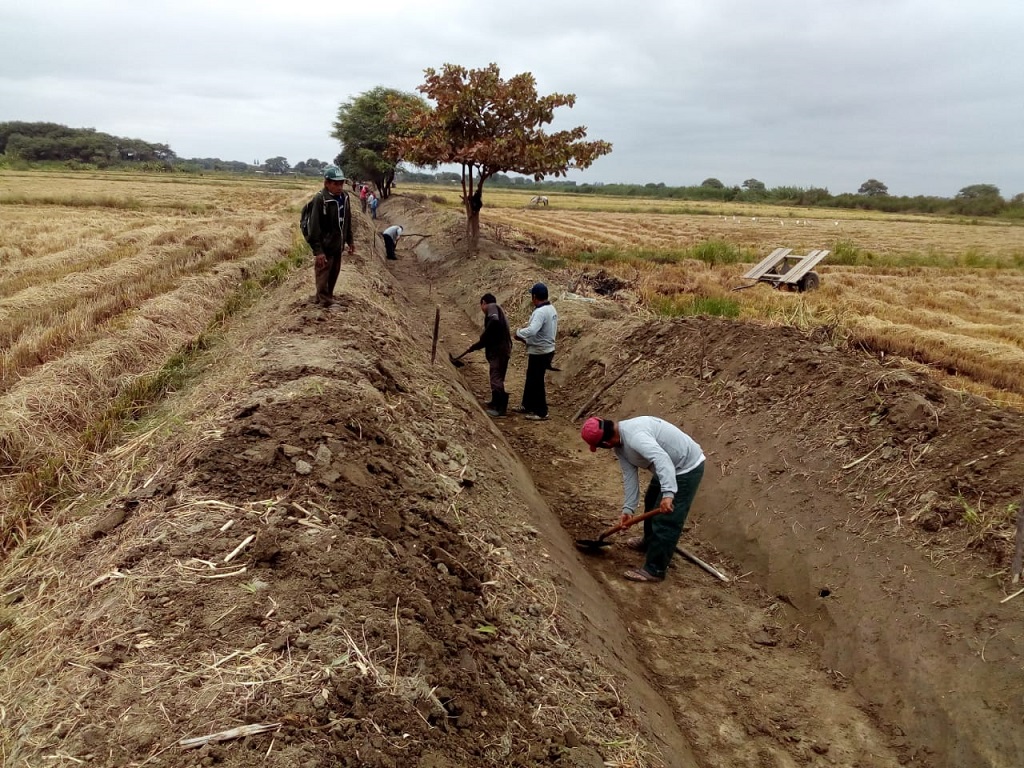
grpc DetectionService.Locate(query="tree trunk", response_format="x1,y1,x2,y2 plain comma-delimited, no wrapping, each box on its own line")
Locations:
466,207,480,252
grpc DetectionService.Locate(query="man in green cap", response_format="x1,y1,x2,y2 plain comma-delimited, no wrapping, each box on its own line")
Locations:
305,166,354,308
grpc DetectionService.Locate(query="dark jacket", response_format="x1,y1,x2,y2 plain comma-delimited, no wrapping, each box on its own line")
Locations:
468,302,513,360
306,188,353,255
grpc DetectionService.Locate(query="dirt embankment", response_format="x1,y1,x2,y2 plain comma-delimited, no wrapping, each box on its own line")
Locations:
4,193,1024,768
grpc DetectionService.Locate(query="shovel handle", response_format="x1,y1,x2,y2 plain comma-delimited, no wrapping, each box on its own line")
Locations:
595,507,664,542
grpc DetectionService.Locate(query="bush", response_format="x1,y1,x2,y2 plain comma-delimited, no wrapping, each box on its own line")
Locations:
649,295,741,318
688,240,747,265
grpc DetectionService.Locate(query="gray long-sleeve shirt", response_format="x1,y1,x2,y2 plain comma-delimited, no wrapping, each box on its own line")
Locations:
516,303,558,354
614,416,705,514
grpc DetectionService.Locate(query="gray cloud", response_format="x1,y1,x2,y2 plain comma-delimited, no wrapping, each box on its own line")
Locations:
1,0,1021,196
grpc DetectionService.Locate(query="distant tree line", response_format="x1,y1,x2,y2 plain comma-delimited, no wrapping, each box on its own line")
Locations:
0,121,175,167
3,121,1021,219
398,169,1024,219
0,122,330,177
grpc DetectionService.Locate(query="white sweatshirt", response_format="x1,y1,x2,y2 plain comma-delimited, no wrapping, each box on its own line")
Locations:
614,416,705,514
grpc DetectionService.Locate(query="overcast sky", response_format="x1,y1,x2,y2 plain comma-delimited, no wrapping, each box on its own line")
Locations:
2,0,1022,197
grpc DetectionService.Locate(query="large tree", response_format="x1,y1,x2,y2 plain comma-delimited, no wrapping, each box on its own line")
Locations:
263,156,290,174
858,178,889,196
393,63,612,250
332,87,426,199
954,183,1004,216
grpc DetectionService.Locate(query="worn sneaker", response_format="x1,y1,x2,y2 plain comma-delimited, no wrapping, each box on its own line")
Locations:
485,408,504,417
511,406,529,414
524,413,549,421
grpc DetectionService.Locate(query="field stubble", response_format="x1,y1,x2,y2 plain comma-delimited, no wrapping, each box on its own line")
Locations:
0,171,309,550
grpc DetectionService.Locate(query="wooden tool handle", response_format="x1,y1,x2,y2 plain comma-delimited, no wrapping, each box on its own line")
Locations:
597,507,664,541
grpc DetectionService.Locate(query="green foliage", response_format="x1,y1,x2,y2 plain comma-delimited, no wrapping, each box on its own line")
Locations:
331,86,427,197
566,240,750,267
956,183,1001,200
829,239,867,265
263,156,290,174
0,121,175,166
953,184,1005,216
689,240,748,265
649,295,741,318
701,178,724,189
858,178,889,196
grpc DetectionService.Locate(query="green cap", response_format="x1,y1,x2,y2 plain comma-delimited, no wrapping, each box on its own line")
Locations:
323,166,345,181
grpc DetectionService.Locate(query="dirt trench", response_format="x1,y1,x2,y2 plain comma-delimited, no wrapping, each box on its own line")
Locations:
4,196,1023,768
390,197,1024,768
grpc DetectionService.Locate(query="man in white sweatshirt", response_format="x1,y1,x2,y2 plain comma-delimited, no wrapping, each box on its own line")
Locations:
581,415,706,582
380,224,403,260
514,282,558,420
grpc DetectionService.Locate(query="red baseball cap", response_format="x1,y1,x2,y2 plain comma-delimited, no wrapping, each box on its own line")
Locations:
581,417,605,451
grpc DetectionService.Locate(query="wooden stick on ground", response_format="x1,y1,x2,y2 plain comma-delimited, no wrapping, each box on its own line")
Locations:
572,354,643,421
1011,488,1024,584
430,307,440,365
179,722,281,749
1000,586,1024,604
675,545,730,582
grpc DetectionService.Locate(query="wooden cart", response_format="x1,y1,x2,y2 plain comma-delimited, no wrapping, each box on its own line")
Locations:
735,247,830,292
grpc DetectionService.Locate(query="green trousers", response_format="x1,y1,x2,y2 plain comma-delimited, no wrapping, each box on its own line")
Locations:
640,462,705,578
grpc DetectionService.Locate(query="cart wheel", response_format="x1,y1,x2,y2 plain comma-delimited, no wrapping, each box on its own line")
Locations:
797,271,820,292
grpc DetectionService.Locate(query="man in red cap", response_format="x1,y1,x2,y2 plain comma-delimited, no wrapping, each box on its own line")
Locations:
581,416,705,582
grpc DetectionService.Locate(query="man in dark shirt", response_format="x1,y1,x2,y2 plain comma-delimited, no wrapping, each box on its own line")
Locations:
460,293,513,416
305,166,354,308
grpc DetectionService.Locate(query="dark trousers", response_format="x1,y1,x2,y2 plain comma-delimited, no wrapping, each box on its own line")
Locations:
488,354,510,413
314,251,342,305
640,463,705,578
521,351,554,417
381,233,397,260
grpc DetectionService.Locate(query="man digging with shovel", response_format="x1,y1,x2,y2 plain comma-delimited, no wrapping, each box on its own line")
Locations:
581,416,706,583
451,294,513,417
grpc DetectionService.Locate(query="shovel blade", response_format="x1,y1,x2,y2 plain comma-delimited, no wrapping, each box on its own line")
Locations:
448,353,465,368
575,538,612,554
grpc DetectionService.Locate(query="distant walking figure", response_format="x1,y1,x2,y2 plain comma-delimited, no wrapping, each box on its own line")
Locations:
529,195,549,207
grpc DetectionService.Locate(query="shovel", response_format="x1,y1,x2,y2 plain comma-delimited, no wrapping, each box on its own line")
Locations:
448,351,469,368
575,508,665,553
